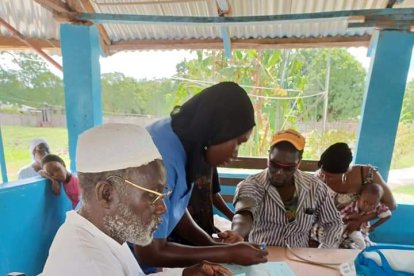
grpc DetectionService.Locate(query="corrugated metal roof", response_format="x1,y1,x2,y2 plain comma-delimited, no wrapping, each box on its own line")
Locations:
91,0,388,42
1,0,414,48
0,0,60,39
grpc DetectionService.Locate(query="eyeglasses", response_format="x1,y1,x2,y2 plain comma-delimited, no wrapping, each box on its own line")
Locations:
106,175,172,206
269,160,298,172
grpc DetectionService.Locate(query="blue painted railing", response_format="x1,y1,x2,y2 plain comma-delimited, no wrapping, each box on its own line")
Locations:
0,178,71,276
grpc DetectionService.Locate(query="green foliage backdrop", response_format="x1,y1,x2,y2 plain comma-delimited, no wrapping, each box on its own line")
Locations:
1,50,413,172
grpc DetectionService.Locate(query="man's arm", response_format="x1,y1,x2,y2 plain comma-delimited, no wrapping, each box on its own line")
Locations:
231,176,262,240
231,211,253,240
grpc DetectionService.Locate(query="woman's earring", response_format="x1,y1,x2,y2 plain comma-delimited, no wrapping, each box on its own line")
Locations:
204,146,208,151
342,173,347,184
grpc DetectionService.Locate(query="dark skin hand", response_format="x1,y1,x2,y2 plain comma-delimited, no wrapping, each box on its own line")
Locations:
38,170,61,195
134,211,268,267
135,239,268,267
216,230,244,244
344,213,391,233
183,261,232,276
135,212,268,267
343,212,378,233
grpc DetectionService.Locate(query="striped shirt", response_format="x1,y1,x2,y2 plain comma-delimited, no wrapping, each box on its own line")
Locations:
234,169,343,248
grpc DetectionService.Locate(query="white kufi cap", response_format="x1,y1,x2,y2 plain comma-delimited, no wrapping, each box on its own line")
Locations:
77,123,161,173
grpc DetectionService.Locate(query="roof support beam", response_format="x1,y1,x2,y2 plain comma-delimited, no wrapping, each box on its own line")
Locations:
109,35,370,53
386,0,397,8
0,17,63,71
76,8,414,26
216,0,231,59
34,0,75,15
92,0,206,6
34,0,110,55
220,26,231,59
348,19,414,30
0,36,60,50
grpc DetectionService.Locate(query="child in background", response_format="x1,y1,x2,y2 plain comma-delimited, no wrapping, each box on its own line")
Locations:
341,183,392,249
40,154,80,209
17,138,50,179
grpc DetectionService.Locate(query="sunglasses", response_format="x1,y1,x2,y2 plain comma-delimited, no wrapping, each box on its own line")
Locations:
269,160,298,172
106,175,172,206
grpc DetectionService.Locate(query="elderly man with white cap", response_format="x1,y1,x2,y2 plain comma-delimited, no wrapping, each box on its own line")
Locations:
41,124,231,276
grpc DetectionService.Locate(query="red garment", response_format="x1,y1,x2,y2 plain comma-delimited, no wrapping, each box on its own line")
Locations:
63,175,80,208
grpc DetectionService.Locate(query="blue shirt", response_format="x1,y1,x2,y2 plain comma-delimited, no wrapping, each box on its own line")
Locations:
146,118,193,239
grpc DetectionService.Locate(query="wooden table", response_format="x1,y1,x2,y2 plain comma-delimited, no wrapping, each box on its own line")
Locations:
267,247,359,276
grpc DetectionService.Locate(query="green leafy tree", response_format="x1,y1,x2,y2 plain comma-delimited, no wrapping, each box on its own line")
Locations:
0,52,64,108
169,48,366,156
401,79,414,123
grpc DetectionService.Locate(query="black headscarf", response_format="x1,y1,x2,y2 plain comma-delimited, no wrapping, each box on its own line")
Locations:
171,82,255,185
318,142,353,174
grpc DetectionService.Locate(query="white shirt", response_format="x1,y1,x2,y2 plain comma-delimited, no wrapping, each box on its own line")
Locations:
41,211,183,276
17,164,38,179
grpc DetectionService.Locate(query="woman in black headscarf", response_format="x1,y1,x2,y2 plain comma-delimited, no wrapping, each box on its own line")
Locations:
135,82,267,269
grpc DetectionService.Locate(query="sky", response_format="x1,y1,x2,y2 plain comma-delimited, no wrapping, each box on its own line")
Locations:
46,47,414,81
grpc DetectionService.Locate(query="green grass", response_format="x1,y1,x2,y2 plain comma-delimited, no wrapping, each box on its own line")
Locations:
392,185,414,195
1,125,413,186
1,126,70,181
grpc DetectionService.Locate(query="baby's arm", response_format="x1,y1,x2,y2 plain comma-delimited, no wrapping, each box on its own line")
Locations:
369,216,391,232
369,203,392,232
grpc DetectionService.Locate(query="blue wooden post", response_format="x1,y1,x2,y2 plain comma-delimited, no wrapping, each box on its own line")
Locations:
0,127,8,183
355,30,414,180
60,24,103,172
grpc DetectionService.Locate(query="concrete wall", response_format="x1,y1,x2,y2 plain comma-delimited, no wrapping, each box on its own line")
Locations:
0,112,160,128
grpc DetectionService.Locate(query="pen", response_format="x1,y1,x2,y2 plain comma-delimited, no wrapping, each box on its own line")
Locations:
260,242,267,250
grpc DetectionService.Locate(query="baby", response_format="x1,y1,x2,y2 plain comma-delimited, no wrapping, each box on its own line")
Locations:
39,154,80,209
341,183,392,249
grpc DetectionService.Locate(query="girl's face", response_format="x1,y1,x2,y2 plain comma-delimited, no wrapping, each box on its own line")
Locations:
44,161,67,182
205,129,253,166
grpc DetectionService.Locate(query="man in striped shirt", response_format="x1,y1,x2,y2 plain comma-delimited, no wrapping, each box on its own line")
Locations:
232,129,343,248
